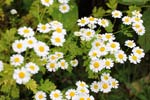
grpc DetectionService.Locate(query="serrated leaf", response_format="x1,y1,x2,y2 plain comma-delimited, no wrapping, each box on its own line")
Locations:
92,7,105,18
138,8,150,52
106,0,118,10
38,79,56,93
25,79,38,93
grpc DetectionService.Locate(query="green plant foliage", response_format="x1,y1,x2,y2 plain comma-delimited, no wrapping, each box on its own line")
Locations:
38,79,56,93
106,0,118,10
25,79,38,93
92,7,106,18
138,8,150,52
118,0,149,5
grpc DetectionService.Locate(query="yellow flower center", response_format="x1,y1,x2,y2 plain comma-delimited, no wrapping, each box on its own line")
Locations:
89,17,94,21
125,18,129,22
92,52,97,57
104,76,108,80
81,19,86,24
39,46,45,52
110,43,116,48
79,97,85,100
102,83,108,89
132,55,137,61
38,94,44,99
100,47,105,52
136,49,142,54
29,65,35,71
93,62,100,68
127,42,133,46
101,20,106,25
94,84,98,89
14,57,20,63
61,62,65,66
106,34,111,39
114,12,119,16
17,43,22,49
28,40,33,44
45,0,50,3
62,6,67,10
54,93,59,98
41,25,47,30
118,54,123,59
95,42,100,47
56,28,62,33
69,92,75,97
18,72,25,78
49,63,55,68
55,37,61,43
23,29,29,34
105,61,110,66
86,31,91,36
112,81,116,86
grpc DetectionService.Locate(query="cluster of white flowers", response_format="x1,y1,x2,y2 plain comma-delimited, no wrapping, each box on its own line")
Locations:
41,0,70,13
112,10,145,36
91,73,119,93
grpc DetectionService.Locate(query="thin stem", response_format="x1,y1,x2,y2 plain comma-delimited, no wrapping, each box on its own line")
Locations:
113,26,131,34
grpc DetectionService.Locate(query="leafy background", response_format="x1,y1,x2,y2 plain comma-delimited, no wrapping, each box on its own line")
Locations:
0,0,150,100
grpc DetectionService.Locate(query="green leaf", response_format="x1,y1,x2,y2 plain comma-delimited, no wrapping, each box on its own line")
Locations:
38,79,56,93
105,21,113,32
92,7,105,18
118,0,149,5
25,79,38,93
51,2,78,30
138,8,150,52
106,0,118,10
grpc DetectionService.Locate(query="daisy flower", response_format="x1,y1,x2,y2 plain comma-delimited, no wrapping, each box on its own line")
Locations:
76,87,89,95
34,41,49,57
49,21,63,30
122,16,132,25
115,50,127,63
86,95,95,100
103,58,114,69
129,53,141,64
90,81,101,93
100,81,112,93
125,40,136,48
110,78,119,89
51,34,65,46
41,0,54,7
112,10,122,18
58,59,68,70
59,4,70,13
50,89,63,100
48,54,59,62
46,61,59,72
58,0,70,4
132,47,145,58
101,73,112,82
132,10,142,18
18,26,34,37
13,67,31,84
98,45,108,56
0,61,4,72
25,62,39,74
55,52,64,59
132,22,143,31
53,27,66,35
77,17,89,27
24,37,37,49
135,26,145,36
12,39,27,53
98,18,109,27
35,91,47,100
90,59,104,73
91,39,104,48
132,16,143,23
82,29,95,41
88,16,97,24
37,23,51,33
10,54,24,67
107,41,120,53
87,23,97,29
76,81,88,88
65,89,76,99
102,33,115,41
88,49,100,59
70,59,78,67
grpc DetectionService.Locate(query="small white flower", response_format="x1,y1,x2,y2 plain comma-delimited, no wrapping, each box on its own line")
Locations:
25,62,39,74
10,9,17,15
37,23,51,33
76,81,88,88
53,27,66,35
59,4,70,13
76,87,89,95
107,41,120,53
82,29,95,41
50,89,63,100
51,34,65,46
70,59,78,67
10,54,24,67
49,21,63,30
125,40,136,48
101,73,112,82
65,89,76,99
129,53,141,64
115,50,127,63
90,81,101,93
100,81,112,93
58,0,70,4
46,61,59,72
91,39,104,48
132,10,142,18
18,26,34,37
34,41,50,57
35,91,47,100
135,26,145,36
58,59,68,70
98,45,108,56
77,17,89,27
0,61,4,72
132,22,143,31
88,16,97,24
102,33,115,41
112,10,122,18
12,39,27,53
41,0,54,7
122,16,132,25
132,47,145,58
103,59,114,69
24,37,37,49
55,52,64,59
90,59,104,73
132,16,143,23
88,49,100,59
110,78,119,89
13,67,31,84
98,18,109,27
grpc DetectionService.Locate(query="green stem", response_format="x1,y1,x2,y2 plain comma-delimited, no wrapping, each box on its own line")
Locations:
114,26,131,34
